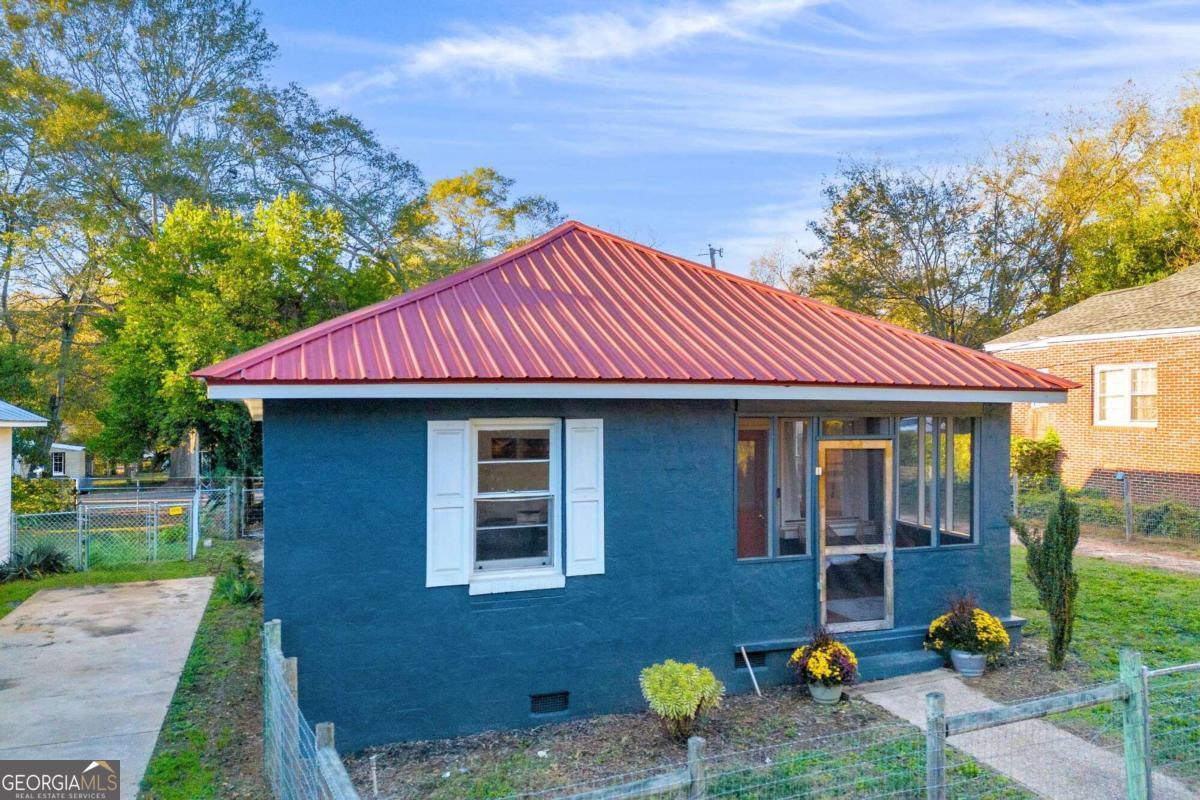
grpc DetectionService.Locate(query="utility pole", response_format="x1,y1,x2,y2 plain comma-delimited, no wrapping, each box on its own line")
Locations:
699,244,723,268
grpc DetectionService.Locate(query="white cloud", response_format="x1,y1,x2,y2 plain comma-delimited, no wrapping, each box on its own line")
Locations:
315,0,816,98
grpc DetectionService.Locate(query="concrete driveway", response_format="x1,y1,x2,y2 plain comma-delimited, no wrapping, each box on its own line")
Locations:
0,577,213,799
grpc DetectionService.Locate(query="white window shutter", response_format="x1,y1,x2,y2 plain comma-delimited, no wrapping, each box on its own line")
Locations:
565,419,605,576
426,421,471,587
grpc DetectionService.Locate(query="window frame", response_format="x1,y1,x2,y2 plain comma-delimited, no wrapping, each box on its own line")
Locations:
735,414,813,562
469,418,563,577
892,415,980,549
1093,363,1157,428
51,451,66,476
938,416,978,546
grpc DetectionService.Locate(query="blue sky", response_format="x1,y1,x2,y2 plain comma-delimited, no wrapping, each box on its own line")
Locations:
254,0,1200,276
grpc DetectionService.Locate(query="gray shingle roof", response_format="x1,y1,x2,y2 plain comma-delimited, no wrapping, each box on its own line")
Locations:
986,263,1200,348
0,400,47,426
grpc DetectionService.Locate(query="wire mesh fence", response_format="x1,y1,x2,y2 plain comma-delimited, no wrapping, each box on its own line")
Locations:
1148,664,1200,795
1011,475,1200,544
489,654,1200,800
263,621,361,800
11,502,193,569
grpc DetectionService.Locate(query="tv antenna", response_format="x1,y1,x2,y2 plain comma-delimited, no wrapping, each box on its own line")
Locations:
699,244,723,268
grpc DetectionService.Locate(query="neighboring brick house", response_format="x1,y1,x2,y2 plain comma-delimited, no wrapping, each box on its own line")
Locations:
984,264,1200,505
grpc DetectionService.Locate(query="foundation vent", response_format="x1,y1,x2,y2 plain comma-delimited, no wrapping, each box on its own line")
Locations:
530,691,570,715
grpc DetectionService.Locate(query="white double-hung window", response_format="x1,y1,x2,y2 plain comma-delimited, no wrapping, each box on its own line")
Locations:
1094,364,1157,427
474,422,558,572
426,417,604,594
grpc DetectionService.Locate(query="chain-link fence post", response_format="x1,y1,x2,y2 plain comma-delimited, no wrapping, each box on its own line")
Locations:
1121,649,1151,800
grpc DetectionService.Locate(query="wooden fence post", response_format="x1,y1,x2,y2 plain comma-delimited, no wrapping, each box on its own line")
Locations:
687,736,706,799
925,692,947,800
1120,649,1151,800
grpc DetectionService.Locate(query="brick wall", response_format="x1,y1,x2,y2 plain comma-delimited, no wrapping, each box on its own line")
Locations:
997,334,1200,505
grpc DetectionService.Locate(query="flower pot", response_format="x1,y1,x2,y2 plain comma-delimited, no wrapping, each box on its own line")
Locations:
808,683,843,705
950,649,987,677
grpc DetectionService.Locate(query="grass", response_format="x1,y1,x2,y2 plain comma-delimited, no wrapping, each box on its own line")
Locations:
1011,546,1200,675
0,542,238,619
139,564,264,799
1010,546,1200,786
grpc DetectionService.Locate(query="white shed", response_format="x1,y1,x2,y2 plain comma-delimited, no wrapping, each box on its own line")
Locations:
49,442,87,480
0,400,48,563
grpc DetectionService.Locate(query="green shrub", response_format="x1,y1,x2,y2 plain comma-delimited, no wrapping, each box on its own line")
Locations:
213,551,262,605
1012,491,1080,670
639,659,724,740
11,478,73,514
1011,429,1062,489
1138,502,1200,539
0,542,74,582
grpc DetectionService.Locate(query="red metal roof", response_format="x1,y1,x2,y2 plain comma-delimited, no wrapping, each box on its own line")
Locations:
194,221,1075,393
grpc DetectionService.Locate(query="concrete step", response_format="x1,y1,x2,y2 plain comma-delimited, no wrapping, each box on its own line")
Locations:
857,649,945,682
840,626,929,658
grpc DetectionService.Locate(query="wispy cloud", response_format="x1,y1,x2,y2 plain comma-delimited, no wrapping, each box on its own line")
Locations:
315,0,816,98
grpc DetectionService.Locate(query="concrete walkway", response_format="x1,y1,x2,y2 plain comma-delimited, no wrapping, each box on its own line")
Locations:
0,577,213,799
854,670,1194,799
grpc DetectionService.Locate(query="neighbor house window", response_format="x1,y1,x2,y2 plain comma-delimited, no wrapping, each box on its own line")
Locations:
51,451,65,476
737,417,809,559
1030,368,1051,410
1094,364,1157,426
473,423,559,571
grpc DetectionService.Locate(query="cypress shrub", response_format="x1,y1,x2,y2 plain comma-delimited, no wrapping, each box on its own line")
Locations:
1012,491,1080,670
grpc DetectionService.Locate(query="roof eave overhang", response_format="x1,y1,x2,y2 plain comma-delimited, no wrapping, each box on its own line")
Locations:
0,420,48,428
984,324,1200,353
206,381,1070,405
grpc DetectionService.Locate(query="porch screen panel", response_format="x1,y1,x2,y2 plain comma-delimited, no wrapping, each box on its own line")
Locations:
777,419,807,556
736,418,769,558
895,417,932,547
941,417,974,545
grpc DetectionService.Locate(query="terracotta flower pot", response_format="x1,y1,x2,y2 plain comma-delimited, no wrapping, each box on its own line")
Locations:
808,683,843,705
950,649,986,677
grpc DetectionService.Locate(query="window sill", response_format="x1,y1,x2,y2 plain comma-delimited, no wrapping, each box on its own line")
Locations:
468,569,566,596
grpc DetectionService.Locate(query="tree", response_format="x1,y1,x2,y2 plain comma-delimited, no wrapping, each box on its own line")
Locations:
1012,491,1081,670
795,162,1044,347
94,194,393,471
396,168,564,283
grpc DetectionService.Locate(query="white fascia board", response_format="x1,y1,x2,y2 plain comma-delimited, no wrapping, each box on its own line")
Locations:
208,382,1068,405
984,325,1200,353
0,420,48,428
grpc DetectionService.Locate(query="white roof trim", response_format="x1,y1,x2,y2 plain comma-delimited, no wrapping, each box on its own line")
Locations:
207,382,1067,405
0,420,48,428
984,325,1200,353
50,442,86,451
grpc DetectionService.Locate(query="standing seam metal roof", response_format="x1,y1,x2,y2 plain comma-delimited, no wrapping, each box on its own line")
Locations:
194,221,1075,393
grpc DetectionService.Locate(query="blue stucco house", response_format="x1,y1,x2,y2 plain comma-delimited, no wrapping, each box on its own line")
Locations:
196,221,1073,749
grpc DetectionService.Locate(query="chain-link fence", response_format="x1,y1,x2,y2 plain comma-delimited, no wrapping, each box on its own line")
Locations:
263,620,360,800
1011,476,1200,544
11,502,193,569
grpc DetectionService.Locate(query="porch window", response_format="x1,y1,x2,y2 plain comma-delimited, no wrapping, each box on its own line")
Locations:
822,417,890,437
1094,364,1156,427
896,416,976,546
737,417,809,559
895,417,934,547
940,417,975,545
474,424,558,571
51,451,66,476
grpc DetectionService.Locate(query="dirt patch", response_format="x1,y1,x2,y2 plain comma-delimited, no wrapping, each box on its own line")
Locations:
344,685,901,799
965,638,1092,703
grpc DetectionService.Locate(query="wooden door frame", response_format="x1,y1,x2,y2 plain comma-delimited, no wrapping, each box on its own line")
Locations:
818,439,894,633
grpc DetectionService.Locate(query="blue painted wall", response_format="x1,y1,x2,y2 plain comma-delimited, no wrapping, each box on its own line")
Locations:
263,399,1012,750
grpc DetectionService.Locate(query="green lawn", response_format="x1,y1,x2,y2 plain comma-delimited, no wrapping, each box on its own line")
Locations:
1011,546,1200,675
0,542,238,619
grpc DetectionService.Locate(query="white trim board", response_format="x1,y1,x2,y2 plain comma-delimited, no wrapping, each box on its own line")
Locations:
207,382,1066,405
984,325,1200,353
